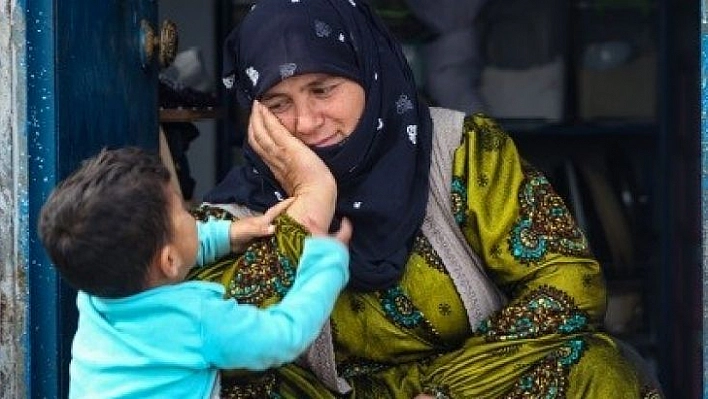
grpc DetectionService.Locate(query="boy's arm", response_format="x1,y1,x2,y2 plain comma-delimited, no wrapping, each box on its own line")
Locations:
194,198,291,265
194,219,232,267
202,236,349,370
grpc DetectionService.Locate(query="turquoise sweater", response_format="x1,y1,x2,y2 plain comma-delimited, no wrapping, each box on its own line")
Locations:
68,219,349,399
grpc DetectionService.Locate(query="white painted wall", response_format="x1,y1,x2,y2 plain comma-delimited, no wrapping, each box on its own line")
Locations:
0,0,28,397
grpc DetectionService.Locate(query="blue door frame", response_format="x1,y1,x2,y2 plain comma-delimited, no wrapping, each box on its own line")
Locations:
26,0,61,396
702,3,708,397
19,0,707,397
24,0,158,397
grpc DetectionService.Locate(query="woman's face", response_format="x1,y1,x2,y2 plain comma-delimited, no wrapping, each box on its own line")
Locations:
259,73,365,147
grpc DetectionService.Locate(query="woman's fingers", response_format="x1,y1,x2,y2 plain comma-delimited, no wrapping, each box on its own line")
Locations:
248,102,291,179
248,102,279,160
250,101,290,149
257,101,303,148
247,101,337,233
247,101,335,197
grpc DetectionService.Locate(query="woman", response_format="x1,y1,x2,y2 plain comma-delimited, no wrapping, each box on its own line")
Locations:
190,0,662,397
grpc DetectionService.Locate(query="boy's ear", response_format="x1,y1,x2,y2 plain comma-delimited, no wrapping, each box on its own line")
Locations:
157,244,181,280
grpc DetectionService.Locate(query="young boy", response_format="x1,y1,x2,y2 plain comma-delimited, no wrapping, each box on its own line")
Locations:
38,147,350,399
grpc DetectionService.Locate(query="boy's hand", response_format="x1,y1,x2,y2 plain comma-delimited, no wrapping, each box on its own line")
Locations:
229,198,294,252
309,217,353,247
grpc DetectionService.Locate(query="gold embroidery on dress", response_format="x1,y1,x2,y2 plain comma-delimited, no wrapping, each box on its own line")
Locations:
477,286,589,341
412,233,448,273
226,237,295,305
377,286,445,346
225,214,308,305
508,167,591,264
501,338,586,399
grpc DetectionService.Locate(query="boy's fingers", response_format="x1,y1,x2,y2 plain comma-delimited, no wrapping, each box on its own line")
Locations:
241,220,276,239
263,198,294,220
248,198,296,238
332,217,353,245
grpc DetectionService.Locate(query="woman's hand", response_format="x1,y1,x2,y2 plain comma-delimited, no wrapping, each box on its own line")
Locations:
248,101,337,233
249,101,334,196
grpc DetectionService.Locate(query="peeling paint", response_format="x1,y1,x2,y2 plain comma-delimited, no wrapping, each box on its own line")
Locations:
0,0,28,397
703,2,708,397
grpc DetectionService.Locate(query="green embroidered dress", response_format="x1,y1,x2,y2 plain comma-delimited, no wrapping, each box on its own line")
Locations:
190,114,661,399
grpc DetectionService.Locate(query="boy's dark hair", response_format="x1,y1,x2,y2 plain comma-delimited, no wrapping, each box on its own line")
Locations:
38,147,173,298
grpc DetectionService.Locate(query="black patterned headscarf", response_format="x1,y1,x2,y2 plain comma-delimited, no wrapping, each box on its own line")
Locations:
206,0,433,291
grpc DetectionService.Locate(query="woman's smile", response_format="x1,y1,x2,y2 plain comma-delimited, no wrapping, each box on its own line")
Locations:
309,130,348,148
259,73,364,146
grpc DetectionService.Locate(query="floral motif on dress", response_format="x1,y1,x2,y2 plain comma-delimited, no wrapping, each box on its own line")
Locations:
222,214,308,305
380,286,424,328
476,286,589,341
378,286,444,346
500,338,586,399
226,238,296,305
451,177,467,226
509,167,591,264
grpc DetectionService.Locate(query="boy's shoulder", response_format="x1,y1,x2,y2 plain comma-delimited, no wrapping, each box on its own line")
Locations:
153,281,226,301
79,281,225,308
175,280,226,294
76,281,229,328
